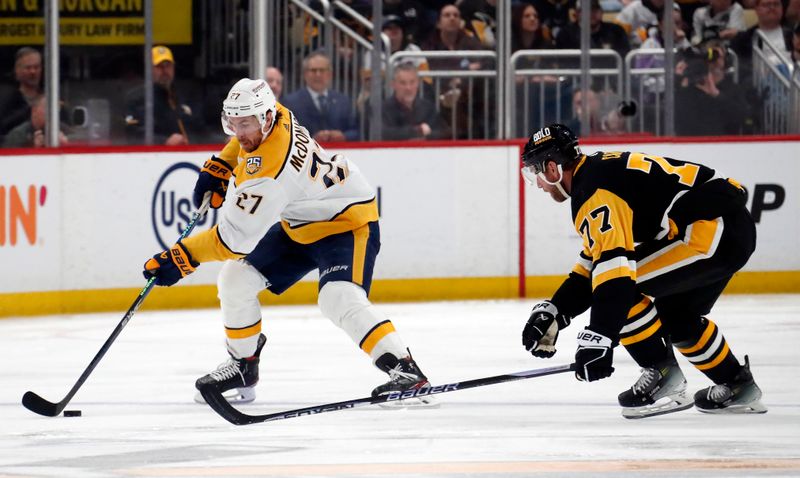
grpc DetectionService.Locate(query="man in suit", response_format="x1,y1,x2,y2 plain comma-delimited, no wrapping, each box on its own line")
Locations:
282,52,360,142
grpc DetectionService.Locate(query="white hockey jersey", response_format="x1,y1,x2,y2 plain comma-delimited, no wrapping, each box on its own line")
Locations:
183,103,378,263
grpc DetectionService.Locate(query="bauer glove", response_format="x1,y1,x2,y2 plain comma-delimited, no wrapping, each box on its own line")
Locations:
143,241,199,286
193,156,233,209
522,300,571,358
574,327,615,382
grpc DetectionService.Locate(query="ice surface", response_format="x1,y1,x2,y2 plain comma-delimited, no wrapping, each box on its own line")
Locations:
1,295,799,477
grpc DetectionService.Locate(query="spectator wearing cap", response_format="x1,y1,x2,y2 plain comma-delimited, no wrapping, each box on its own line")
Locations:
0,47,43,145
378,63,449,140
124,45,204,145
359,15,430,119
556,0,630,62
282,51,360,142
691,0,746,44
363,15,429,72
384,0,434,45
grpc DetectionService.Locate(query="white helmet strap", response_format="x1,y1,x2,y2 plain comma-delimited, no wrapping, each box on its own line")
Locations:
536,164,571,199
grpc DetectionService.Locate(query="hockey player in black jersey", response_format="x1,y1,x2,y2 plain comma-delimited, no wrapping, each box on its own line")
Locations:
519,123,766,418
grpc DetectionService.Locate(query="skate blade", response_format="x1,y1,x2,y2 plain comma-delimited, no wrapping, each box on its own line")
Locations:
622,395,694,419
378,395,440,410
696,399,768,415
194,387,256,405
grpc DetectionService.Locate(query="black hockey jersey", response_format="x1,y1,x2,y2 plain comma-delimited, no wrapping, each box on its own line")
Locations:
560,150,744,340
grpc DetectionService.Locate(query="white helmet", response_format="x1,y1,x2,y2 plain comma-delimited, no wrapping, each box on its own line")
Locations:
220,78,277,137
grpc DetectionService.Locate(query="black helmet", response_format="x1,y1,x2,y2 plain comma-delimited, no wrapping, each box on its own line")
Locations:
521,124,581,178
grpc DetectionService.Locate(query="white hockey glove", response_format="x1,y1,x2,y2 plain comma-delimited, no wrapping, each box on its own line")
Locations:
522,301,572,358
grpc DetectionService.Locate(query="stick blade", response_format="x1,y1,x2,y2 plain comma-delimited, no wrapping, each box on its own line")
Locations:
22,391,63,417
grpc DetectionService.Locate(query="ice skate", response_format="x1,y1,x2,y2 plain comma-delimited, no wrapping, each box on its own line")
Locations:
694,355,767,414
194,333,266,404
372,352,438,409
618,359,693,419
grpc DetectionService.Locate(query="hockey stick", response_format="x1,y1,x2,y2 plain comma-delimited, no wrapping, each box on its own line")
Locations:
22,195,212,417
200,362,576,425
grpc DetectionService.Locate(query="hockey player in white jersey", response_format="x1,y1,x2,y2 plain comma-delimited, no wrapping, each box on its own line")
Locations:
143,78,431,405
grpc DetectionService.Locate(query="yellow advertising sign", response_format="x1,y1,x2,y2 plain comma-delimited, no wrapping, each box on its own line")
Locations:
0,0,192,45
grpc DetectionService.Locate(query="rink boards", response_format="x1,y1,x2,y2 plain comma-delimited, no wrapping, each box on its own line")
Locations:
1,137,798,316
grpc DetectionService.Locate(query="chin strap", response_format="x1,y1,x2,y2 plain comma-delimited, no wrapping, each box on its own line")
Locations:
537,165,571,199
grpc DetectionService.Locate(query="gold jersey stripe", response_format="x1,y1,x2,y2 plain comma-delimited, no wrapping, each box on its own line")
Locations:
572,263,591,278
628,296,652,318
281,198,379,245
620,319,662,346
638,219,722,280
359,320,396,355
694,342,730,371
677,320,717,354
182,225,244,263
225,320,262,339
352,224,370,286
592,262,635,290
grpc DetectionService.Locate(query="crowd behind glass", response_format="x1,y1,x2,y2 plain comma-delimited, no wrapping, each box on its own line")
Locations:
1,0,799,148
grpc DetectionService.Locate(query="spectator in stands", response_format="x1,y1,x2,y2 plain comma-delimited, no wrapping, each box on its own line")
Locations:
363,15,429,72
2,96,69,148
124,46,204,146
384,0,435,45
265,66,284,100
556,0,631,62
730,0,792,68
422,4,486,70
380,63,449,140
691,0,746,44
359,15,430,118
525,0,578,39
282,51,360,142
675,43,749,135
459,0,498,48
0,47,43,145
567,87,627,134
615,0,663,46
512,3,556,54
421,3,489,138
636,5,691,70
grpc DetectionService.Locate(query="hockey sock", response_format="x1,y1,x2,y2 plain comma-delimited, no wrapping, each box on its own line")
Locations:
674,317,741,384
620,296,671,367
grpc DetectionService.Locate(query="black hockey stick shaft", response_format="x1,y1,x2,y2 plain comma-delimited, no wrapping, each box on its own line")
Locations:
200,363,576,425
22,196,211,417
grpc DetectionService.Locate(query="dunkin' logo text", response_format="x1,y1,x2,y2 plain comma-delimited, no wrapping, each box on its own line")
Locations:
0,185,46,246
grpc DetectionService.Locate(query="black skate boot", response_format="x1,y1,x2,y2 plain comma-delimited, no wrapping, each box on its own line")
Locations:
618,358,693,419
194,333,266,404
694,355,767,414
372,352,437,408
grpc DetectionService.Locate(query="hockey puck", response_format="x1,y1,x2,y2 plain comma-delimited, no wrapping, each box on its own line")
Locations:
63,410,82,417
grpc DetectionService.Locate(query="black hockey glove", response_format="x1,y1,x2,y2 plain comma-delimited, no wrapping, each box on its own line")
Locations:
522,300,572,358
143,241,199,286
574,327,615,382
193,156,233,209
